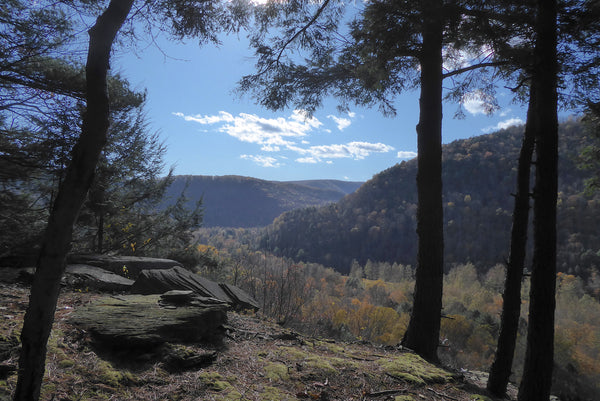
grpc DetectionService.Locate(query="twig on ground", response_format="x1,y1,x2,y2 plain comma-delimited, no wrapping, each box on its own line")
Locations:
427,387,460,401
365,388,410,398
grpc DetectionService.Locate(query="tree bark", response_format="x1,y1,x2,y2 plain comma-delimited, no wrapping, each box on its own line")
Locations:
401,0,444,363
487,86,536,396
14,1,134,399
518,0,558,399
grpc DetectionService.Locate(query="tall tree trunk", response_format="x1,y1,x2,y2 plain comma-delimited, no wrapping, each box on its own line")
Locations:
401,0,444,363
487,86,536,396
518,0,558,399
14,1,134,399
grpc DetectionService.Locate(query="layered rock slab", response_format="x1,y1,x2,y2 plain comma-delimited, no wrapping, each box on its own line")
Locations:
69,294,227,348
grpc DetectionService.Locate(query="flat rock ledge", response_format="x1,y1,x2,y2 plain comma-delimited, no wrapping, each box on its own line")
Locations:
64,264,134,292
69,294,228,348
131,266,260,312
67,254,183,279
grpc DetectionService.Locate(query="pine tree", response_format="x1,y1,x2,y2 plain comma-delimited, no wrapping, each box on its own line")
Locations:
240,0,513,362
11,1,250,398
517,0,559,398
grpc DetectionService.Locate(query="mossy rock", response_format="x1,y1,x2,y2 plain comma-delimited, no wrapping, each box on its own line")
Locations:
380,352,457,386
69,295,227,347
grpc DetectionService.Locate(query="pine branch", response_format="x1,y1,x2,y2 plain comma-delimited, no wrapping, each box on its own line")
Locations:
259,0,333,75
443,61,510,79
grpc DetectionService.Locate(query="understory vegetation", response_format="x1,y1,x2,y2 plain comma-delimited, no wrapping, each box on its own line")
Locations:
193,228,600,400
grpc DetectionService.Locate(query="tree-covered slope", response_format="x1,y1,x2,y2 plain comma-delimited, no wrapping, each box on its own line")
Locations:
164,175,362,227
261,119,600,276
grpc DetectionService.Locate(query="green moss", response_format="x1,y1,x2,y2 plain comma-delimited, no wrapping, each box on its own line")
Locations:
394,396,415,401
39,383,57,400
380,353,455,386
264,362,289,381
261,385,293,400
470,395,492,401
95,360,129,387
199,371,234,392
0,380,9,397
276,345,358,377
277,346,308,361
305,355,338,376
220,389,243,400
314,339,346,355
58,359,75,369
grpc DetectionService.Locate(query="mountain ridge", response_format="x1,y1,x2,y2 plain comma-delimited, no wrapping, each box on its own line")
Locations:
164,175,363,228
259,119,600,276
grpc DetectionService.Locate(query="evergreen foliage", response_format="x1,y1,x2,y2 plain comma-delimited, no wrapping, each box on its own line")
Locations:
0,1,205,266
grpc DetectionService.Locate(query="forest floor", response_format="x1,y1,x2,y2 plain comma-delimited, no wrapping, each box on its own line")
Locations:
0,281,517,401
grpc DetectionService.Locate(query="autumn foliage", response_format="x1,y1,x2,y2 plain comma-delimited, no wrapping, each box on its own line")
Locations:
191,229,600,398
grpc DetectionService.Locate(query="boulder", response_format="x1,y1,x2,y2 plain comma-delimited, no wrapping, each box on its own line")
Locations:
220,283,260,312
69,294,228,348
67,254,183,278
131,266,230,300
159,290,229,308
0,267,31,284
64,264,134,292
130,266,259,311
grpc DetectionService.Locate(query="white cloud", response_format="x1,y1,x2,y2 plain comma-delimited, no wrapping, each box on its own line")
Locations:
461,90,497,115
240,154,282,168
173,110,322,148
175,109,394,167
463,97,487,115
397,151,418,159
327,115,352,131
296,157,319,164
327,111,357,131
293,141,394,162
482,118,525,133
172,111,235,124
261,145,281,152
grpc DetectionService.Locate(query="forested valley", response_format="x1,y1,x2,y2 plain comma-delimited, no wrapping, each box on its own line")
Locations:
2,0,600,400
189,120,600,401
260,120,600,280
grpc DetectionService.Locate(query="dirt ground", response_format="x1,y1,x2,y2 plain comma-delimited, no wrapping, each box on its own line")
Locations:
0,281,514,401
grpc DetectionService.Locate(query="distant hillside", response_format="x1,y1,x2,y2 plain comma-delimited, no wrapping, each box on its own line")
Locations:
164,175,362,227
261,119,600,276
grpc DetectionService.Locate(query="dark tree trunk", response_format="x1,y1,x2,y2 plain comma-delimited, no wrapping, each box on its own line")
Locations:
487,86,536,396
14,1,134,399
401,0,444,363
518,0,558,399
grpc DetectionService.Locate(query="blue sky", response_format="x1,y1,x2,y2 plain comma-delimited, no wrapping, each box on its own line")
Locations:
114,32,528,183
